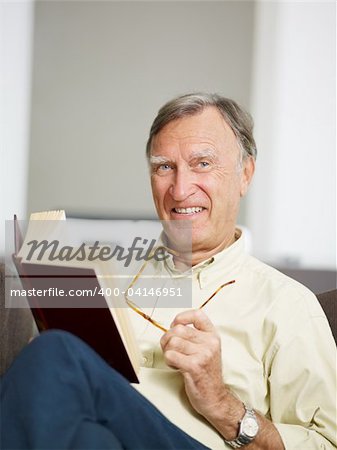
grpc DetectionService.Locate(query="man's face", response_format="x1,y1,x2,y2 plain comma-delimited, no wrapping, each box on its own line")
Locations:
150,107,254,256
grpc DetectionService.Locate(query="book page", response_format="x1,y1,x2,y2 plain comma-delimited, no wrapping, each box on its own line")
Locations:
18,210,66,260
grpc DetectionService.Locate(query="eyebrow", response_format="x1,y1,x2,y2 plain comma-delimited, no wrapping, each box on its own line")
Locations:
149,148,217,166
149,155,171,166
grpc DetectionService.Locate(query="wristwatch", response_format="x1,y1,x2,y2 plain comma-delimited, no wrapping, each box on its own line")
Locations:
224,404,259,448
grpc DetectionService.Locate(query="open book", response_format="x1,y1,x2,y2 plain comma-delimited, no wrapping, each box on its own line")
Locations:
12,210,140,383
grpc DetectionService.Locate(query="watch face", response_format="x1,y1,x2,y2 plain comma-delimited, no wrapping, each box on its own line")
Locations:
242,417,259,438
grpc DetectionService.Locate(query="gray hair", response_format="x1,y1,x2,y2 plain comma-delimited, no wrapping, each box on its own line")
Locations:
146,93,257,161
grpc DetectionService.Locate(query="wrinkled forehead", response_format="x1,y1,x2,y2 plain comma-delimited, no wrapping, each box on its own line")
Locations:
150,107,240,158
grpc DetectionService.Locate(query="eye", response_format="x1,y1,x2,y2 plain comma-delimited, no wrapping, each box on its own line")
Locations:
198,161,210,169
159,163,172,171
152,163,174,175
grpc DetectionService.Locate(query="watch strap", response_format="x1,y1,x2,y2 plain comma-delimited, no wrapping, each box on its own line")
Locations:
224,405,258,449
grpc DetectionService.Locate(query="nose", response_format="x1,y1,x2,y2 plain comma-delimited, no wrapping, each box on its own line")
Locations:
169,166,197,201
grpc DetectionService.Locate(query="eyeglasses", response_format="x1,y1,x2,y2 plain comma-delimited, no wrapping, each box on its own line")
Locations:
124,246,235,333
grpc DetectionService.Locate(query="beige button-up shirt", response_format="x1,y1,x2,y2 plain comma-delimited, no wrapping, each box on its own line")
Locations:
127,230,336,449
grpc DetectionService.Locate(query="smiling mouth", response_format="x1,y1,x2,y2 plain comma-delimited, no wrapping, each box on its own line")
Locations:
172,207,205,214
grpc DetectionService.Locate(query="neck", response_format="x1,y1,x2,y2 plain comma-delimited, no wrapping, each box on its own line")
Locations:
191,231,237,266
171,229,238,269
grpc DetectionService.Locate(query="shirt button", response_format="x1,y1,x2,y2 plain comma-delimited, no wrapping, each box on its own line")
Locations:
140,351,154,367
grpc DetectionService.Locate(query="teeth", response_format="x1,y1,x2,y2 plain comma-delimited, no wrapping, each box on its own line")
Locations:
174,207,203,214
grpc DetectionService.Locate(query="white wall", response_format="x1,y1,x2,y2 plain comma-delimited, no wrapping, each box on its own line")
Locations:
248,1,336,269
4,1,335,270
27,1,254,219
0,1,34,257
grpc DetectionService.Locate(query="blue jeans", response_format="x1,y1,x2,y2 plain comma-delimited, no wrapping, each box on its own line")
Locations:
1,330,211,450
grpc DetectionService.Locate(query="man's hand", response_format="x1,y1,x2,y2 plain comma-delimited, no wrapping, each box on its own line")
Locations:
160,309,285,450
160,309,227,417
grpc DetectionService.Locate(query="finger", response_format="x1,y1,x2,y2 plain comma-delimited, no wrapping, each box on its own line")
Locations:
161,334,198,355
171,309,215,332
164,350,196,373
160,324,201,349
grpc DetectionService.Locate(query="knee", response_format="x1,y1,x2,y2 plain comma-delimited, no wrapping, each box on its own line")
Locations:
10,330,125,387
17,329,89,369
3,330,86,380
25,331,129,390
30,330,86,355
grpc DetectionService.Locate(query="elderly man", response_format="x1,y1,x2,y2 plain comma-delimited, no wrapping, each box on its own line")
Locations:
1,93,336,450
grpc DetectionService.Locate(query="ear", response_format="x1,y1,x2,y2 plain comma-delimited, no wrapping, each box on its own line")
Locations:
240,156,255,197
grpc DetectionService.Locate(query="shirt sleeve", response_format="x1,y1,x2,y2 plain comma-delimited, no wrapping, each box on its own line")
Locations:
268,309,336,450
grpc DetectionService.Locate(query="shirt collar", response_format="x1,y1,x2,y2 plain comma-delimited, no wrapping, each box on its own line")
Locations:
157,228,246,287
193,228,245,288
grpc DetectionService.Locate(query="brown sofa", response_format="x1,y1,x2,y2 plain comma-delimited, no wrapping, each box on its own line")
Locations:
0,263,34,375
317,289,337,343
